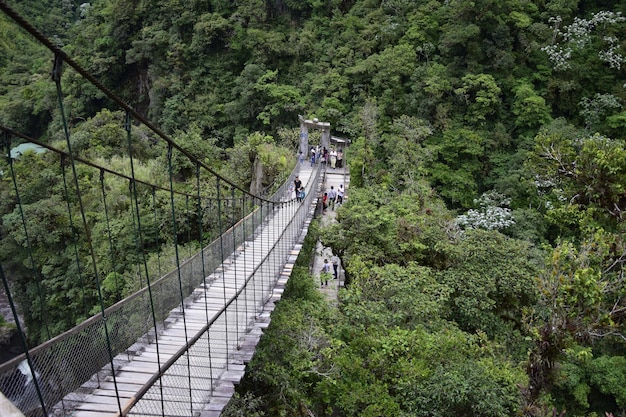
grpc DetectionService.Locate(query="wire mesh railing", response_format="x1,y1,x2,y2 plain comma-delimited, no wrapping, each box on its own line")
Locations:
0,162,318,416
0,2,323,416
128,166,320,416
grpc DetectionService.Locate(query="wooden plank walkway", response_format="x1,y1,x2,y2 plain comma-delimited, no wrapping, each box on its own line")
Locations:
55,165,318,417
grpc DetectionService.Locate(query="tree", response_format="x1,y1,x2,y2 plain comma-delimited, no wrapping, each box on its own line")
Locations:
321,184,452,269
455,190,515,231
526,230,626,406
426,127,488,207
323,325,526,417
252,70,304,127
528,128,626,233
224,132,291,195
439,229,542,340
381,115,433,191
454,73,502,125
579,93,622,133
542,12,626,72
512,80,552,131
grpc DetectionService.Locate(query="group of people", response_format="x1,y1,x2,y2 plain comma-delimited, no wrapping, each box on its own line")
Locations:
288,170,345,288
292,176,347,210
321,184,344,214
309,146,343,169
320,183,345,286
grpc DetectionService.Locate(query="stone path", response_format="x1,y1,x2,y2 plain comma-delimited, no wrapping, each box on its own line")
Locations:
313,166,350,302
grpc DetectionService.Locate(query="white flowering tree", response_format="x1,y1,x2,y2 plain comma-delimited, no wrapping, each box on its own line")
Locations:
455,190,515,231
579,93,622,132
542,12,626,71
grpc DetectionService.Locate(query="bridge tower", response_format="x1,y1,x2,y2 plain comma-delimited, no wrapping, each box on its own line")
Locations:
298,115,331,156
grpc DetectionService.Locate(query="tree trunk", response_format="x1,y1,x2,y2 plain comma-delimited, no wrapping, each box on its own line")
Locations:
250,155,264,196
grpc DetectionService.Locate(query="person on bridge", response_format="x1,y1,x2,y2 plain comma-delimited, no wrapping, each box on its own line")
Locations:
330,149,337,169
294,176,302,198
337,185,344,206
297,187,306,202
310,147,316,166
322,192,328,214
320,259,331,287
328,186,337,210
331,255,340,280
337,149,343,168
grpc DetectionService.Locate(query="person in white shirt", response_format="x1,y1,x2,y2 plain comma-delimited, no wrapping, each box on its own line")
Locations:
337,184,344,206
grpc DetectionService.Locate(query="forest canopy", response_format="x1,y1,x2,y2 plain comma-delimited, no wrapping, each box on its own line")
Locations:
2,0,626,416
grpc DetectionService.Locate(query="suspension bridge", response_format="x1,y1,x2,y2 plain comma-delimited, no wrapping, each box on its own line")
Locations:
0,3,338,416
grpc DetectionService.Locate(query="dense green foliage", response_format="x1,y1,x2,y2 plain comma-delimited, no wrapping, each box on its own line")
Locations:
2,0,626,415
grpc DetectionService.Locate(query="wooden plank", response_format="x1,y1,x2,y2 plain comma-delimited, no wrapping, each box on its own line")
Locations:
73,411,116,417
92,389,136,398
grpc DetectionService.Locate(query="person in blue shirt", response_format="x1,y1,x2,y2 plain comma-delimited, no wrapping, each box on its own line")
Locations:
328,186,337,210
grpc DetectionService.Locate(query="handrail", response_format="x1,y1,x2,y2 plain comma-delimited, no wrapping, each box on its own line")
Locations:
0,125,239,202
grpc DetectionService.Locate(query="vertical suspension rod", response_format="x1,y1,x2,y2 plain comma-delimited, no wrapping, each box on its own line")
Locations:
166,142,194,414
123,110,164,416
52,54,123,416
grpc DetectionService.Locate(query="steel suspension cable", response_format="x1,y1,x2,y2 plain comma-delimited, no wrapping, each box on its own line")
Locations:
151,187,162,279
0,264,48,417
216,179,229,367
123,111,164,416
231,187,240,344
127,179,144,292
186,195,192,259
60,155,87,317
270,198,282,280
52,54,123,416
261,203,271,303
4,131,52,342
195,166,205,283
241,195,247,328
251,196,258,309
266,202,276,299
166,142,194,413
99,169,122,303
196,163,214,388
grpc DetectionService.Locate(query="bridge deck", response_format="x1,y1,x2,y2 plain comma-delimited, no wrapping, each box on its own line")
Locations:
62,165,317,417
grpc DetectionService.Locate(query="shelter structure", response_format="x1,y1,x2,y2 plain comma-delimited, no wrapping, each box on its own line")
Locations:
330,135,350,148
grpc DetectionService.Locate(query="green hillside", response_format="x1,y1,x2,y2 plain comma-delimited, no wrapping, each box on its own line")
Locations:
2,0,626,415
